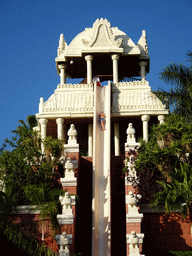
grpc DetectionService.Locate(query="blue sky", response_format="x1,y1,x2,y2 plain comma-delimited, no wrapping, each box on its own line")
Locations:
0,0,192,147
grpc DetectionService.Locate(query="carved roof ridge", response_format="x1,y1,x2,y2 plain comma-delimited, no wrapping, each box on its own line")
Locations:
81,18,123,48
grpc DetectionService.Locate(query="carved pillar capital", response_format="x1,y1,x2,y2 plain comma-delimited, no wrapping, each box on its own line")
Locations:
139,61,147,67
158,115,165,124
56,117,64,125
111,54,120,61
39,118,48,125
58,63,67,70
85,55,93,62
141,114,150,122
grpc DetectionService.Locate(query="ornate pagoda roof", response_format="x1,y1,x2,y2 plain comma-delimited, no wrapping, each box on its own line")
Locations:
36,81,169,119
55,18,149,79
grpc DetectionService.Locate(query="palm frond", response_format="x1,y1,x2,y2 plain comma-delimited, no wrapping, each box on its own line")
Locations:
159,62,191,88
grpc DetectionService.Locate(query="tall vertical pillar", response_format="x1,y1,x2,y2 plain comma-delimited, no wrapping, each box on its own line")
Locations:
58,64,67,84
139,61,147,81
141,115,150,142
85,55,93,84
56,118,64,140
39,118,48,153
111,54,119,84
88,123,93,157
114,123,120,156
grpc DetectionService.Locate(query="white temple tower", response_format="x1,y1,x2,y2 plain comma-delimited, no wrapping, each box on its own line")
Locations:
35,18,169,256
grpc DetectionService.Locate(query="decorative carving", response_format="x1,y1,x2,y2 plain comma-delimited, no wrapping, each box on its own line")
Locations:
137,30,149,57
57,83,93,89
57,34,68,57
81,18,123,48
126,191,142,212
127,231,145,256
57,193,75,224
64,124,79,154
125,123,140,152
112,81,167,112
67,124,77,143
60,192,72,215
126,191,143,223
38,80,167,116
64,157,75,180
55,232,71,256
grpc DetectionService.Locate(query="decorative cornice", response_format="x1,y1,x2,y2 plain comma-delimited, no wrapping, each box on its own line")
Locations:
57,214,74,224
60,177,77,187
112,80,150,90
12,205,40,214
126,214,143,223
56,83,94,90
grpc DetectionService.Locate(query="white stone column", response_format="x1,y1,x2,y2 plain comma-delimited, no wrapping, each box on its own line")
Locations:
141,115,150,142
88,123,93,157
158,115,165,125
39,118,48,153
114,123,120,156
111,54,119,84
58,64,67,84
56,118,64,140
85,55,93,84
139,61,147,81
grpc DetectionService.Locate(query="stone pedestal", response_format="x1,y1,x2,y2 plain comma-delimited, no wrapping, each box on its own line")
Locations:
126,192,144,256
56,130,79,255
55,232,72,256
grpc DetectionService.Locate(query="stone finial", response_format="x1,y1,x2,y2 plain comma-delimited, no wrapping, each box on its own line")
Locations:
55,232,70,256
127,231,145,256
57,34,68,57
65,157,73,170
126,191,142,216
127,123,135,141
39,97,44,113
60,157,77,187
125,123,140,151
57,193,75,224
130,231,139,248
64,124,79,153
60,192,72,215
67,124,77,144
64,157,75,179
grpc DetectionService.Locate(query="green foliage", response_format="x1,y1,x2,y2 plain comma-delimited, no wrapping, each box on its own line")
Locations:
155,51,192,120
153,163,192,218
1,221,57,256
135,114,192,207
0,115,65,249
169,251,192,256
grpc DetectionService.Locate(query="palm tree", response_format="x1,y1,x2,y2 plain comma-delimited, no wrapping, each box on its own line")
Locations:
156,51,192,120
